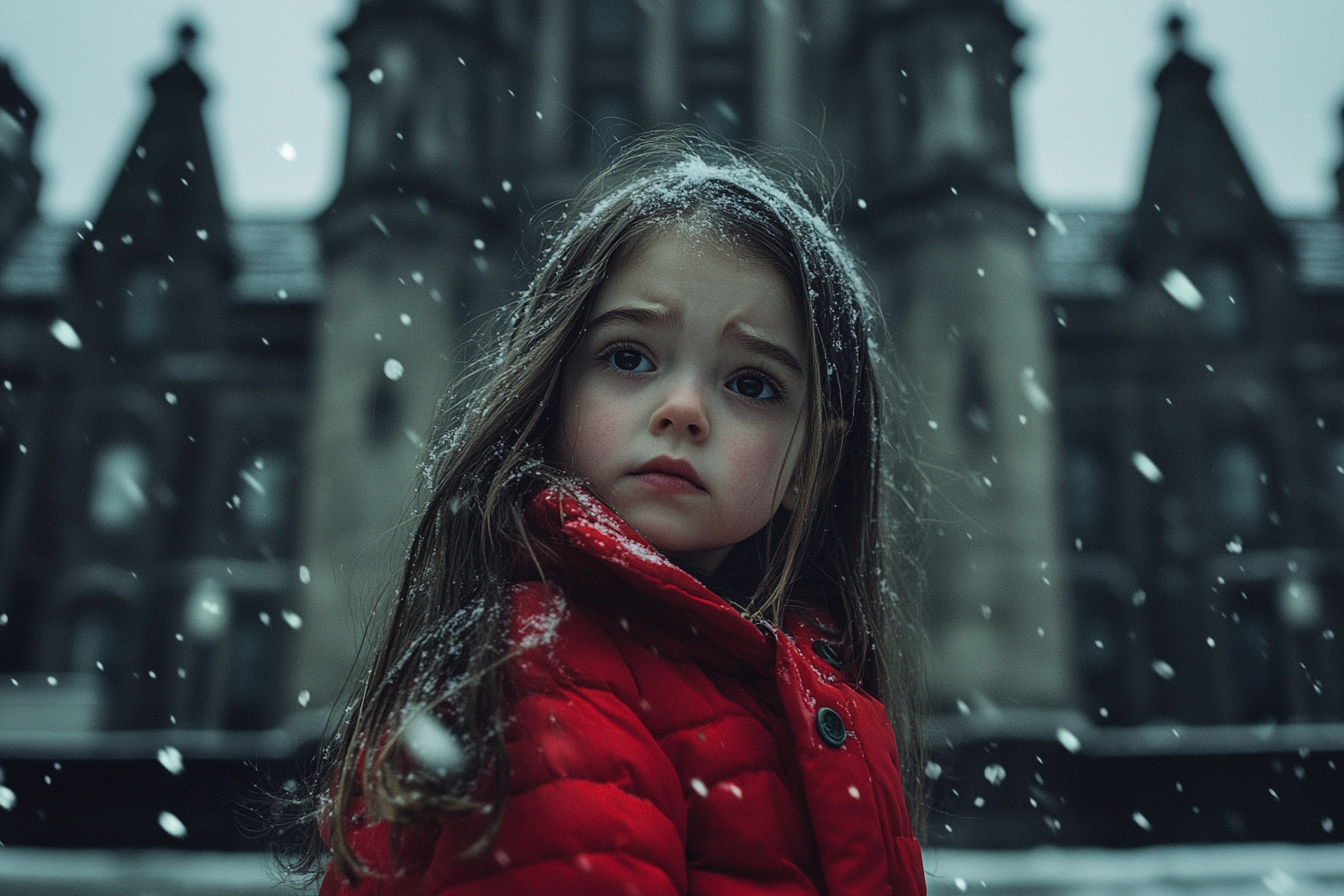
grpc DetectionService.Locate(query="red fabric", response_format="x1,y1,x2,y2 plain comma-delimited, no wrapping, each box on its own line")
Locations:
322,487,925,896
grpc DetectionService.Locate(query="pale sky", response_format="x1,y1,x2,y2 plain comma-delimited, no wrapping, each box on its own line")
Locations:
0,0,1339,222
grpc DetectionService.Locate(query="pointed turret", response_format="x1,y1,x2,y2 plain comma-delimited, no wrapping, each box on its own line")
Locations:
72,22,234,286
0,59,42,254
1122,14,1286,271
68,21,234,352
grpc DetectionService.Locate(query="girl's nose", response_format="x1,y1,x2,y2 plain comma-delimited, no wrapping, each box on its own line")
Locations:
651,383,709,440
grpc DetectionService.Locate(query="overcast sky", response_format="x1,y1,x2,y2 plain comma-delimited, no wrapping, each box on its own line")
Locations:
0,0,1339,221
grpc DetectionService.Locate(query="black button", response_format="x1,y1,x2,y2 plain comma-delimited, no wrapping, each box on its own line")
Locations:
815,707,847,747
812,639,843,669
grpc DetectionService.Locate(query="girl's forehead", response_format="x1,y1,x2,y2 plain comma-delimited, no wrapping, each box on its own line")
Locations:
613,217,798,295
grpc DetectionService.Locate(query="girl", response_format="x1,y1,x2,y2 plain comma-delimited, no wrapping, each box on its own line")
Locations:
310,139,927,895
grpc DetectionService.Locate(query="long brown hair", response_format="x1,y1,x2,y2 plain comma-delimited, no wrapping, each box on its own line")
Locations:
315,136,926,881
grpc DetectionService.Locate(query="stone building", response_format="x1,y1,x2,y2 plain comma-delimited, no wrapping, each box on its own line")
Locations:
0,26,317,730
0,1,1340,740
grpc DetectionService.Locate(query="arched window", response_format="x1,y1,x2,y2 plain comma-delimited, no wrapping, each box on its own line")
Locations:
121,267,166,347
1064,443,1113,548
89,441,151,532
1189,255,1248,341
1211,436,1272,539
234,449,293,540
66,603,126,673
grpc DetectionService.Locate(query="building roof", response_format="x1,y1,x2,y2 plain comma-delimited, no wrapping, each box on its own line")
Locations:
0,219,322,304
228,219,323,303
0,220,71,299
1282,215,1344,297
1038,210,1129,300
1039,210,1344,301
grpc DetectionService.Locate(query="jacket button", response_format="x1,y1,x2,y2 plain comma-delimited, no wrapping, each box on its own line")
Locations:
812,639,843,668
815,707,847,747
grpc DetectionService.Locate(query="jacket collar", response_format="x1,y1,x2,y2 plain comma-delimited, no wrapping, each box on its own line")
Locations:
525,485,776,669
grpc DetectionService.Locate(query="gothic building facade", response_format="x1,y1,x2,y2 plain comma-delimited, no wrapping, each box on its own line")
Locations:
1,0,1341,744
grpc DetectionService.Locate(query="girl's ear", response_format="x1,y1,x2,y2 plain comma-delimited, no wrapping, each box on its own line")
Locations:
782,418,847,512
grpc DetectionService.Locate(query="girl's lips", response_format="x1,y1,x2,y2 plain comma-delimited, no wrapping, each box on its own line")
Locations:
633,471,706,495
631,458,707,494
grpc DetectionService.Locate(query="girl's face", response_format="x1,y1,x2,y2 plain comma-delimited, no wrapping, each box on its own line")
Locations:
552,225,808,577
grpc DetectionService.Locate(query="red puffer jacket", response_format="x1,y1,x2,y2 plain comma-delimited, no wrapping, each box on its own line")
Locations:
323,487,925,896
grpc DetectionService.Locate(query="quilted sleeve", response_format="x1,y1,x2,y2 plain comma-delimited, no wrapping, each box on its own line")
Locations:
417,582,690,896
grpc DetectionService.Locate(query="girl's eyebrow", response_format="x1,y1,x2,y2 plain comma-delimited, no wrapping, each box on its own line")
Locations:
729,328,805,376
584,304,679,333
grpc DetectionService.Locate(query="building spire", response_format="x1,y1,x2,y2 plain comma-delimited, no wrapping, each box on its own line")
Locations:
1122,11,1284,270
1165,10,1187,50
72,18,233,283
175,20,199,58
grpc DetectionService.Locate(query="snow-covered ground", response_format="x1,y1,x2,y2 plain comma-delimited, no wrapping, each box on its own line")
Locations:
925,843,1344,895
1,843,1342,895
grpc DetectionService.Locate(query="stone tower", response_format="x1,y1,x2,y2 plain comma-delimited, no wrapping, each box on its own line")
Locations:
855,0,1074,709
293,0,514,708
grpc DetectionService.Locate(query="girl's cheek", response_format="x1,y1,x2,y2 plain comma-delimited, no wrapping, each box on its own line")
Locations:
566,395,624,456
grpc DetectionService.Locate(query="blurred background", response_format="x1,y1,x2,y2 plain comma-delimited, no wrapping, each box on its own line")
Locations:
0,0,1342,892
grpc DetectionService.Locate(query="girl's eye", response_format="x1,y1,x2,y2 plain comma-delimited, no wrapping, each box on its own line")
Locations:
606,347,653,373
727,373,778,400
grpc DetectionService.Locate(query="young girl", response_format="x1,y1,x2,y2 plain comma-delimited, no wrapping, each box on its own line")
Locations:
311,140,927,895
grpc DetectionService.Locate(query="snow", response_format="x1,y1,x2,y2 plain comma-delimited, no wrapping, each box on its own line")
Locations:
1162,268,1204,310
1056,728,1082,754
49,318,82,350
1132,451,1163,483
157,811,187,838
404,712,465,776
157,746,184,775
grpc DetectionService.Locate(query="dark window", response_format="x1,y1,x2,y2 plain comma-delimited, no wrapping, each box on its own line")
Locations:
234,449,293,540
368,378,402,446
223,609,283,729
1064,444,1111,547
0,418,17,516
1189,256,1248,341
1224,581,1281,722
955,349,993,453
66,604,126,674
1211,437,1271,537
122,267,166,347
1329,437,1344,533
